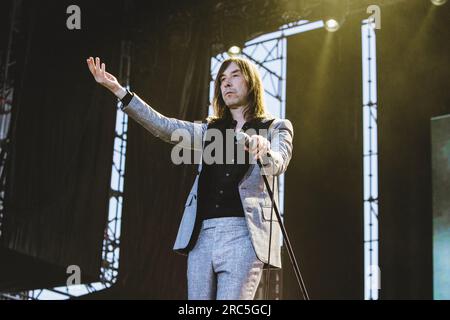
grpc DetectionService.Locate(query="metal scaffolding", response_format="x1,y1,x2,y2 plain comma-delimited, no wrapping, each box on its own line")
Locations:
100,40,131,286
362,18,380,300
0,0,21,239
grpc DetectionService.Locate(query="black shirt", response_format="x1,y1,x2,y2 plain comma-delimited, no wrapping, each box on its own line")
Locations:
197,117,273,221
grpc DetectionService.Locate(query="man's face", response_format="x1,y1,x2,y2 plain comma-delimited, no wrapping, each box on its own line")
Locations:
219,62,249,109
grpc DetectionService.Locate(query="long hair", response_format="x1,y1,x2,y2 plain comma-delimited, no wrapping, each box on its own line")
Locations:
210,57,267,123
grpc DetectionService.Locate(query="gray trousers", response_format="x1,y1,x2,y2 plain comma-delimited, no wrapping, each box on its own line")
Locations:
187,217,264,300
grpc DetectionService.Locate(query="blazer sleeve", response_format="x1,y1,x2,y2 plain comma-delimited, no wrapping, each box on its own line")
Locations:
121,93,205,150
259,118,294,176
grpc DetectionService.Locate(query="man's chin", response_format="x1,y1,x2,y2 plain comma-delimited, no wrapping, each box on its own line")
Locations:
226,102,245,109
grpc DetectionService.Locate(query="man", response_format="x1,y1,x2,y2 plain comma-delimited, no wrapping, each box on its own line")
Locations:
87,56,293,300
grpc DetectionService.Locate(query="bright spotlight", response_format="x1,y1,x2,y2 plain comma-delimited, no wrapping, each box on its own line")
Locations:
325,19,340,32
228,46,241,56
322,0,348,32
431,0,447,5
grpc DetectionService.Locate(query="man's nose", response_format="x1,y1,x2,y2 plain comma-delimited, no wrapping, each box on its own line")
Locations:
222,77,231,87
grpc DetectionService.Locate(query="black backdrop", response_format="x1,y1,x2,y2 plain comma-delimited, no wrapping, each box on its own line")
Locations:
114,1,212,299
1,0,125,290
377,1,450,299
284,18,364,299
284,0,450,300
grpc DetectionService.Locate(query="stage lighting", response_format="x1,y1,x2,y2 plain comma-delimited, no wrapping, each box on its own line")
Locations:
322,0,349,32
325,19,340,32
431,0,447,6
228,45,241,56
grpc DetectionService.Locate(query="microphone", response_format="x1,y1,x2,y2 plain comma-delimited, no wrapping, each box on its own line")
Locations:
235,131,251,148
235,131,272,161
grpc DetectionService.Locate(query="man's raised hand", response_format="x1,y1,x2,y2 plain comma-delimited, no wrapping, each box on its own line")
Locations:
86,57,126,99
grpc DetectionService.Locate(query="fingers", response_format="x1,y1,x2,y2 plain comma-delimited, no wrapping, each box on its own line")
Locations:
248,135,270,160
86,57,95,73
87,56,101,72
255,137,267,159
248,136,258,154
86,57,109,83
86,57,99,75
256,139,270,159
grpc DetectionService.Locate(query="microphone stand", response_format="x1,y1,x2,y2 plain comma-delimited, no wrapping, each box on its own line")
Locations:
256,158,310,300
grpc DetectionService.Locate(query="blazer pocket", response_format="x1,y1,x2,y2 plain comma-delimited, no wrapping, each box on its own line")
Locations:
260,204,278,222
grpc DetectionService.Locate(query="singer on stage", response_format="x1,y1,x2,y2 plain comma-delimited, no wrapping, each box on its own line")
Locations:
87,56,293,300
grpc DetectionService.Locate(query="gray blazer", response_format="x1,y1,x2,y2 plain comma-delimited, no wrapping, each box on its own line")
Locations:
122,93,294,268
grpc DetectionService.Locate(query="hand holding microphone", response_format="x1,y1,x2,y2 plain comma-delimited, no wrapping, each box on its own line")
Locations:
236,131,271,161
